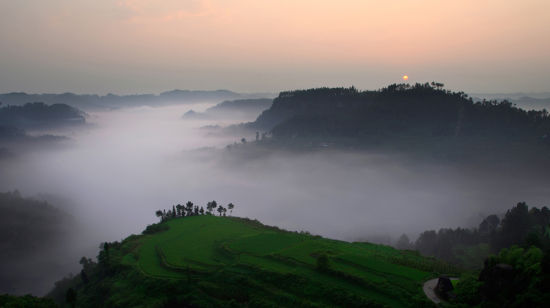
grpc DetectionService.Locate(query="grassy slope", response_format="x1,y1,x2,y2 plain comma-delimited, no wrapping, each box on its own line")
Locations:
102,215,456,307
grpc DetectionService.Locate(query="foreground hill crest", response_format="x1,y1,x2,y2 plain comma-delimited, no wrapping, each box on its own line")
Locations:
50,215,457,307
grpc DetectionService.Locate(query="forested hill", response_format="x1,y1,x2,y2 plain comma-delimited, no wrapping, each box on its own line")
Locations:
249,83,550,155
183,98,273,119
0,191,76,295
205,98,273,116
0,102,86,129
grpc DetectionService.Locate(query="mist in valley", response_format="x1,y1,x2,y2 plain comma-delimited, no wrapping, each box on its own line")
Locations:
2,101,550,295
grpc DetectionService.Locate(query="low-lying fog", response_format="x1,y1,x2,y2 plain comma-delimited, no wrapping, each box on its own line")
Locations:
2,103,550,294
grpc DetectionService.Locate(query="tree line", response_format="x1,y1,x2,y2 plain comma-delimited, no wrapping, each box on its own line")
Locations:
396,202,550,268
155,200,235,222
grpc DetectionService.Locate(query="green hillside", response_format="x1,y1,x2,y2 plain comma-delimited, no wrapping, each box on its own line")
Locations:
51,216,458,307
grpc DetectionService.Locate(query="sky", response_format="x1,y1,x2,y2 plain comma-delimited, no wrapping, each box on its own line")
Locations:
1,0,549,94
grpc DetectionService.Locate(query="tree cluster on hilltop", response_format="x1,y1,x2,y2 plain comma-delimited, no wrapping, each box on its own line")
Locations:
154,200,235,223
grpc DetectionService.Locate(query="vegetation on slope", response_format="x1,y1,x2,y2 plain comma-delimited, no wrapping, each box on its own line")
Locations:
399,202,550,269
0,294,57,308
49,214,459,307
0,191,77,295
447,243,550,307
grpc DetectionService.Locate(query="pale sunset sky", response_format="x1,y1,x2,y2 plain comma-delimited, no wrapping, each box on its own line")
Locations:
1,0,549,94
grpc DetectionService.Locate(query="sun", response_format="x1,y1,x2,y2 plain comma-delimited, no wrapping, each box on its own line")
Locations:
402,75,409,81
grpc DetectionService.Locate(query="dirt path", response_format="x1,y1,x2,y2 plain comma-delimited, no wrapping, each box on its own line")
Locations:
423,277,459,304
423,278,442,304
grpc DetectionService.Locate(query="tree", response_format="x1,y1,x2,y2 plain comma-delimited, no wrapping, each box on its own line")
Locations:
217,206,225,216
199,207,205,215
415,230,438,256
395,234,411,250
185,201,194,216
497,202,531,249
241,137,246,144
227,203,234,215
430,81,445,90
479,215,500,234
172,205,176,218
207,200,217,214
155,210,163,222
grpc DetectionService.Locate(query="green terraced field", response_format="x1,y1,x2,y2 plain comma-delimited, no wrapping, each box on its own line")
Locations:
107,215,458,307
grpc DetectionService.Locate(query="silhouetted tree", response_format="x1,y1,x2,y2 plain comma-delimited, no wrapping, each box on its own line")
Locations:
496,202,531,249
185,201,194,216
395,234,411,250
199,207,205,215
227,203,234,215
207,200,217,214
155,210,163,222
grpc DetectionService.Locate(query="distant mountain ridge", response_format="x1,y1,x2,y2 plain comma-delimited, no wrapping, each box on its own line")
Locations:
0,90,274,111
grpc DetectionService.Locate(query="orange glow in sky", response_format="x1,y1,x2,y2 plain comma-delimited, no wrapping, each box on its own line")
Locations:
403,75,409,81
0,0,549,93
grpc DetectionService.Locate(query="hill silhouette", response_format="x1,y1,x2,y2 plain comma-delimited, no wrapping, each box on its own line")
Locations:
245,83,550,162
0,102,85,130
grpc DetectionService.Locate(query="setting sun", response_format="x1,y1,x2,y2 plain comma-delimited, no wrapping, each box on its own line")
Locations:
402,75,409,81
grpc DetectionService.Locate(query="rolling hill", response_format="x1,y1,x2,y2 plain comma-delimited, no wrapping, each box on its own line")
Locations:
49,215,459,307
183,98,273,120
0,102,86,130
